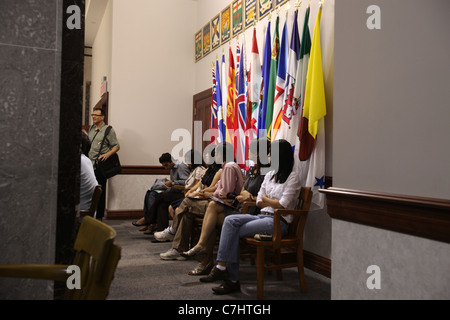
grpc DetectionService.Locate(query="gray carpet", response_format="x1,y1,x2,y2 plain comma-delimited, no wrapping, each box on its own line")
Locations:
104,219,331,301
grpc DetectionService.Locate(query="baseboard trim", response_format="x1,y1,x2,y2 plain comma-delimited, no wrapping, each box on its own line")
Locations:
120,165,170,175
106,210,143,220
304,250,331,279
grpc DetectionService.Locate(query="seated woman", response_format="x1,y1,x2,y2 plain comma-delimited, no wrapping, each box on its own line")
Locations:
159,141,243,261
201,139,301,294
181,138,270,276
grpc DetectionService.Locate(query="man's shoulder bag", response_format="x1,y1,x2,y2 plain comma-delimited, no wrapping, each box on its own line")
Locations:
95,126,121,180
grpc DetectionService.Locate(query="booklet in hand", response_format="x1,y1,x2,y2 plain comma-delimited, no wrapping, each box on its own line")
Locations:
209,196,238,210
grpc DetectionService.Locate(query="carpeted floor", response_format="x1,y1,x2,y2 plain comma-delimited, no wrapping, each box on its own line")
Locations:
104,219,331,301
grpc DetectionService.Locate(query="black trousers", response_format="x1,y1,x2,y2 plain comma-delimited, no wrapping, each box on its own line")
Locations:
94,170,107,220
144,189,184,231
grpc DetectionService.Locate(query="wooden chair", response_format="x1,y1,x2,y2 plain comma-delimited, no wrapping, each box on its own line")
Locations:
80,184,102,217
0,216,121,300
242,186,312,300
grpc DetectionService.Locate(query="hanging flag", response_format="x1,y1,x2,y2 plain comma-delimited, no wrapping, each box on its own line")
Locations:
258,20,271,139
235,42,240,95
248,27,262,143
297,6,313,160
216,58,225,143
221,53,228,137
235,39,247,168
265,15,280,141
226,47,236,145
303,4,327,208
275,9,301,147
210,63,218,145
270,18,289,142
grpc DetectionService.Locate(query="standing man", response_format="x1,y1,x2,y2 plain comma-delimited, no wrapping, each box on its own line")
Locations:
88,107,120,220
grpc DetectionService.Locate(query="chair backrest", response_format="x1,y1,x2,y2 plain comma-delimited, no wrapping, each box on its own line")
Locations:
80,184,102,217
65,216,121,300
287,187,312,238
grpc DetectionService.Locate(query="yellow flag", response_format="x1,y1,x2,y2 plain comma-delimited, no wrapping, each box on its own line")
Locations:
303,6,326,139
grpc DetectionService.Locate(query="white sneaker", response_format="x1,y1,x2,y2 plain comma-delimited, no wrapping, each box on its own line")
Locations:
154,227,175,242
160,248,186,261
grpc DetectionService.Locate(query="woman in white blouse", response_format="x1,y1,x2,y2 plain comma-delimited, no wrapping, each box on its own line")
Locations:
203,139,301,295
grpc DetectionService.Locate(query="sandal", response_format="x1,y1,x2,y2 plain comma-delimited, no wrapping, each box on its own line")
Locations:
180,246,207,258
132,219,146,227
188,261,214,276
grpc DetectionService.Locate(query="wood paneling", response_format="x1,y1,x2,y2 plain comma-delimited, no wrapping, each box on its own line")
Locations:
120,165,170,175
193,88,212,152
320,187,450,244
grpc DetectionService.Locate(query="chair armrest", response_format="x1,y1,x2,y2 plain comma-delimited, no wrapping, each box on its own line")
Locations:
272,209,309,247
0,264,71,282
242,201,257,214
274,208,308,217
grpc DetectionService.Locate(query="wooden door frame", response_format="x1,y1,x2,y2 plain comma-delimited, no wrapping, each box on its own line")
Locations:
192,88,212,152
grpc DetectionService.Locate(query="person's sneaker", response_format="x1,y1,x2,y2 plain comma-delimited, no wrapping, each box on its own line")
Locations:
199,266,229,283
160,248,187,261
154,227,175,242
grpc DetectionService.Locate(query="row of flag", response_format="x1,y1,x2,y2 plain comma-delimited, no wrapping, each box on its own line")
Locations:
210,5,327,208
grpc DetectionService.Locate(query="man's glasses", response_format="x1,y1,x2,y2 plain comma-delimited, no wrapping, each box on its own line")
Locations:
91,114,104,117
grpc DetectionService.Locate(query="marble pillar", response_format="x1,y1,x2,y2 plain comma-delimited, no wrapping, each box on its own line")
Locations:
0,0,84,299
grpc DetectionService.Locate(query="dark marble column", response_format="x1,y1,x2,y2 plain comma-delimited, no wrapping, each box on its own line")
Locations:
54,0,85,299
0,0,85,299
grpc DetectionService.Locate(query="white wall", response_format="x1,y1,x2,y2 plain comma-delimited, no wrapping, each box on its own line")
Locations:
110,0,197,166
90,0,112,110
89,0,197,212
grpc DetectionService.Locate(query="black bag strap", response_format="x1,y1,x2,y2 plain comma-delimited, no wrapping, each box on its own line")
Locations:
96,125,112,163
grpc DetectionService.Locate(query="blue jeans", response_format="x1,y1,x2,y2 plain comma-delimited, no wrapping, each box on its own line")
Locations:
216,214,289,281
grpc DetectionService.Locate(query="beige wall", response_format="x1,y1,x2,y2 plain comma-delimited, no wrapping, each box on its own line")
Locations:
90,0,112,111
89,0,197,211
110,0,197,166
332,0,450,299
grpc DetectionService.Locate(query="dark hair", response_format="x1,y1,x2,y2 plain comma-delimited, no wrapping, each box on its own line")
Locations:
185,149,204,170
93,107,105,116
208,148,222,170
249,138,271,174
81,131,91,157
159,153,173,164
215,141,235,163
270,139,294,184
